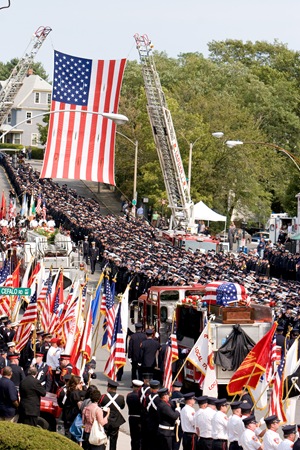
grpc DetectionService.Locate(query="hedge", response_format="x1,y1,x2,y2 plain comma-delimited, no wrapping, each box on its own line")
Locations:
0,144,44,159
0,422,80,450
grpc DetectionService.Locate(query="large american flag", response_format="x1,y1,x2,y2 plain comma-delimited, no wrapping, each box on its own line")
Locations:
204,281,249,306
103,302,126,381
163,333,179,391
40,50,126,184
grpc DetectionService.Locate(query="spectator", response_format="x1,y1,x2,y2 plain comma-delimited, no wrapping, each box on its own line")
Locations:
0,366,19,421
18,366,46,427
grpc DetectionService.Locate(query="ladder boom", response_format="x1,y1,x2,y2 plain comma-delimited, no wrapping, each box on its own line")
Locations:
134,34,193,230
0,26,52,127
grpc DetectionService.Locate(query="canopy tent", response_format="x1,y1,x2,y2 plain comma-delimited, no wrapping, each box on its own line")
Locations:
193,201,226,222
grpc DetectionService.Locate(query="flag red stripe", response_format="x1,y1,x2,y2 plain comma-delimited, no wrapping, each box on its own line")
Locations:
62,104,77,178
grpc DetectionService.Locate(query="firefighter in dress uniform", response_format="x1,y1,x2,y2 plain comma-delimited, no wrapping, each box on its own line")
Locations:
211,398,229,450
263,415,282,450
144,380,161,450
34,351,52,392
240,415,262,450
89,241,99,274
126,379,144,450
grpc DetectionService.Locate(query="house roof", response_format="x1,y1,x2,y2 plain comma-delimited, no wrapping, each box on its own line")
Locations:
13,75,52,107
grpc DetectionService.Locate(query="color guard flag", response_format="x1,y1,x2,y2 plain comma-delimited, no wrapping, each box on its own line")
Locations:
227,322,277,395
186,323,210,375
40,50,126,184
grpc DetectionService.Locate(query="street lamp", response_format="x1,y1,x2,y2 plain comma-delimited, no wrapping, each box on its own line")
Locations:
0,110,129,142
225,140,300,172
116,131,138,217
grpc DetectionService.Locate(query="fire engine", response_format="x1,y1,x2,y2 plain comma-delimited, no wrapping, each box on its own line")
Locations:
135,283,273,389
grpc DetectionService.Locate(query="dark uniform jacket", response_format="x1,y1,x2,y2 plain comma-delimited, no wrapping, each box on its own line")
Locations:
9,364,25,387
19,375,46,417
126,390,142,416
157,399,180,436
128,331,147,362
139,338,161,368
99,391,126,428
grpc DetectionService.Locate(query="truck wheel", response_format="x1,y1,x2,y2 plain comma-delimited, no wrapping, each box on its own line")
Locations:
37,416,49,430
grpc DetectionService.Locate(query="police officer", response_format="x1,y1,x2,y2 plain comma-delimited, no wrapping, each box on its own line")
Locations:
211,398,229,450
126,379,144,450
99,380,126,450
263,415,282,449
128,323,146,380
157,387,180,450
89,241,99,274
139,329,161,380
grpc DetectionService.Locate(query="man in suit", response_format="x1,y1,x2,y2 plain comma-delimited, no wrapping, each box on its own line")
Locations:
99,380,126,450
18,366,46,427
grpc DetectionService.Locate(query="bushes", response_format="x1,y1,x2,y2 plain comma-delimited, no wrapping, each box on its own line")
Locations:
0,422,79,450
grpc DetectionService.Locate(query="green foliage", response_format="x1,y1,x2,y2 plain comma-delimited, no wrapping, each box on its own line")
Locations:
0,422,79,450
0,59,48,81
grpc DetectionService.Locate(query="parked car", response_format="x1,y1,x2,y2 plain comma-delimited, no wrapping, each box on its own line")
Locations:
251,231,270,243
216,230,251,244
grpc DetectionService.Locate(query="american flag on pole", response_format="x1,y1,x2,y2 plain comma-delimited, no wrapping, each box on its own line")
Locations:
40,50,126,184
36,194,42,215
102,277,115,349
163,333,179,391
103,302,126,381
42,201,47,220
269,354,287,422
203,281,250,306
15,288,38,352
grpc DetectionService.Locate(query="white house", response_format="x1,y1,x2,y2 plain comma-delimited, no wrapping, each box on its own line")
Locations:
0,73,52,148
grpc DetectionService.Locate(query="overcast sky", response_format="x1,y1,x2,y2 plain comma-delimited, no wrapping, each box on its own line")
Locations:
1,0,300,80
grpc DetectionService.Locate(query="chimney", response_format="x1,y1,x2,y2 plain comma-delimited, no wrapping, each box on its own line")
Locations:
27,68,33,77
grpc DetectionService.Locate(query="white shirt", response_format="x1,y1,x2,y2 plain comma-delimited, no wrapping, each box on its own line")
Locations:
197,406,216,438
240,428,262,450
194,407,205,435
46,346,61,369
263,429,282,450
278,439,294,450
228,414,243,443
180,404,196,433
211,410,228,440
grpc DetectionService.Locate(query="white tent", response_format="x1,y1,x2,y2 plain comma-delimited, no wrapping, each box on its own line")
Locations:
193,201,226,222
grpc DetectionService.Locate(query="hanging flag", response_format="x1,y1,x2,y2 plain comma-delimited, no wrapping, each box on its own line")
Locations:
103,302,126,381
227,322,277,395
0,191,6,220
202,322,218,397
40,50,126,184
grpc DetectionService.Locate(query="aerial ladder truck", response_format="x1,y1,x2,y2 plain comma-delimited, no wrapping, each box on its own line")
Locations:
0,26,52,128
134,33,195,232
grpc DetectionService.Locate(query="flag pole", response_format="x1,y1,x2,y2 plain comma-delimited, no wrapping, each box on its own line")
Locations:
251,373,276,411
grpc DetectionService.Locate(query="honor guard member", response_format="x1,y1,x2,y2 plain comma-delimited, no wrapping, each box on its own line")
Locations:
157,387,180,450
139,373,151,450
126,379,144,450
40,333,52,362
211,398,229,450
35,330,44,352
278,425,297,450
194,395,208,434
99,380,126,450
240,415,262,450
170,381,184,450
89,242,99,274
139,329,161,380
180,392,197,450
275,326,286,351
227,401,243,450
8,353,25,388
197,397,217,450
54,354,73,389
34,352,52,392
128,323,146,380
144,380,161,450
83,236,89,264
263,415,282,450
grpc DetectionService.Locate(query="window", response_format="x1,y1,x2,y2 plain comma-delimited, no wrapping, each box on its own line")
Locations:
34,92,40,104
13,134,21,145
26,112,32,124
7,113,11,124
47,93,51,104
31,133,39,146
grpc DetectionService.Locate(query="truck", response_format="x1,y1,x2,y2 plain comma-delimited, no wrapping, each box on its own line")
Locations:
134,283,273,391
266,213,297,243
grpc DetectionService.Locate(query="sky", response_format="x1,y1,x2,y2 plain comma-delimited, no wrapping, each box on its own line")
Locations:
1,0,300,80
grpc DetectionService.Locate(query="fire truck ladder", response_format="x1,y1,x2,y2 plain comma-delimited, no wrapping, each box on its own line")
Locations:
134,33,194,230
0,26,52,127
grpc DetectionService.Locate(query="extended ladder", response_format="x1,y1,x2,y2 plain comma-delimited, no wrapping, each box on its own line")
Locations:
134,33,193,230
0,26,52,127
